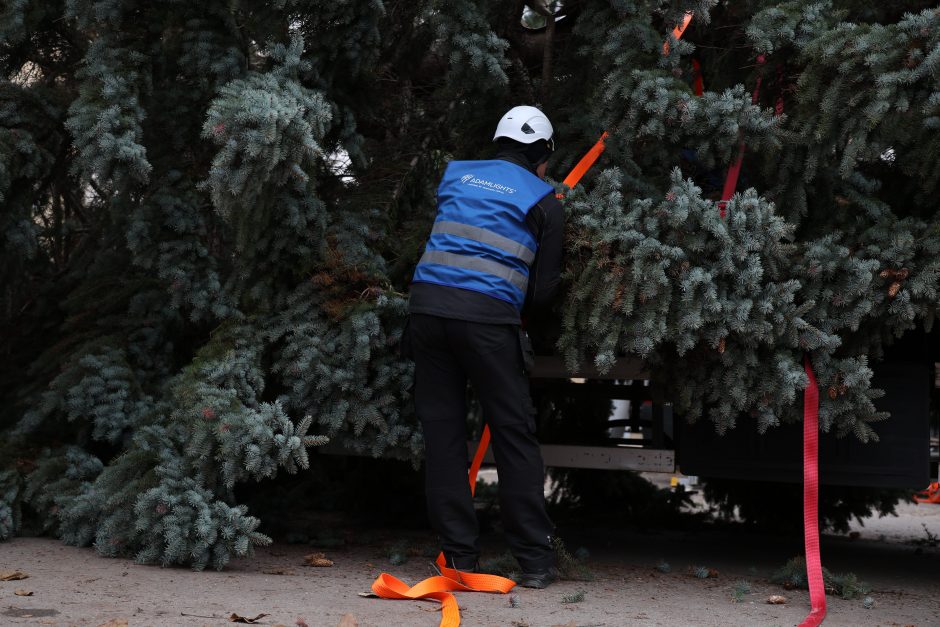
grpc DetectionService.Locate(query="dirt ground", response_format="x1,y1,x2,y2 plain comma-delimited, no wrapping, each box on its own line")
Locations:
1,500,938,627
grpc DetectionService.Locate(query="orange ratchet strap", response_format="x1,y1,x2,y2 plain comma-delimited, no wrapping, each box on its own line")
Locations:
369,426,514,627
556,131,609,198
556,10,695,200
914,481,940,503
662,11,694,55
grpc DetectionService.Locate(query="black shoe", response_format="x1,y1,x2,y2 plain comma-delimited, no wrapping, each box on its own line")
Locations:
445,559,480,573
515,566,559,589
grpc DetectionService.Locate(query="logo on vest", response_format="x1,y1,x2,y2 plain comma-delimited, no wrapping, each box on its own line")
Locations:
458,173,516,194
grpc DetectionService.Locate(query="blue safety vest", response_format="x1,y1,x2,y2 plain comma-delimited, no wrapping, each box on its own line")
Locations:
412,159,554,310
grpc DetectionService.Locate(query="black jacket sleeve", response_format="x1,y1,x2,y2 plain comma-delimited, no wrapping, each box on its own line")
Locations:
524,192,565,310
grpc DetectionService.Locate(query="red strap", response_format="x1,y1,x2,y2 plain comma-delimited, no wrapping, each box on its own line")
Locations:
713,53,826,625
800,356,827,626
691,58,704,96
717,55,766,218
695,46,825,624
717,149,744,219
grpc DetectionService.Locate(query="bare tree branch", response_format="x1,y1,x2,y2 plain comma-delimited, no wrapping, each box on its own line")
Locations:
541,5,555,103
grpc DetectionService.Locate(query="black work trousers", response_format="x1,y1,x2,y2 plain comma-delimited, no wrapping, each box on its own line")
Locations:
409,313,554,572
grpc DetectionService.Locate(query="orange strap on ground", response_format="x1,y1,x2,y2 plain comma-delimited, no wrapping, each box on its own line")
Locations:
370,425,515,627
371,569,514,627
914,481,940,503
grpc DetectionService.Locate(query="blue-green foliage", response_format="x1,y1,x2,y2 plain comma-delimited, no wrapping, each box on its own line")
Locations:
4,0,940,568
201,35,333,306
287,0,385,83
177,16,246,90
22,447,105,542
758,3,940,217
429,0,510,91
125,175,233,321
133,457,270,571
268,283,417,458
20,347,153,444
0,470,19,540
553,1,940,444
64,35,152,186
562,169,820,433
175,322,328,488
0,0,424,566
0,76,60,329
746,1,837,55
202,37,330,218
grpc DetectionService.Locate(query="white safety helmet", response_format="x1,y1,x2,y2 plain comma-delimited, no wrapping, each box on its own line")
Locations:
493,105,554,146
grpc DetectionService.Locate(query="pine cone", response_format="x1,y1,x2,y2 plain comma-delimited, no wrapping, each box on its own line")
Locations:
879,267,909,281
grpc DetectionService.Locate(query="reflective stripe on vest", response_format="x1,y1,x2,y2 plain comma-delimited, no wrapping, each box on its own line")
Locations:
431,221,537,265
418,250,529,293
412,160,554,310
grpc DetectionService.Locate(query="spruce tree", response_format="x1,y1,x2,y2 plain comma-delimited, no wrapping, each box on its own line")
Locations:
1,0,938,568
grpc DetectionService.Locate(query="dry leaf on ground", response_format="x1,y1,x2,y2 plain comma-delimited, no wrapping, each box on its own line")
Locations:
767,595,787,604
337,614,358,627
228,613,269,623
303,552,334,567
0,570,29,581
97,620,128,627
14,589,33,596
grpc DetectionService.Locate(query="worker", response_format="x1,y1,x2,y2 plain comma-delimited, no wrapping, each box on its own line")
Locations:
405,105,564,589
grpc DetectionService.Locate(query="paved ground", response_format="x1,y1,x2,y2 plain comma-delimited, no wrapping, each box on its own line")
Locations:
1,500,938,627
